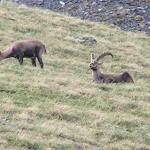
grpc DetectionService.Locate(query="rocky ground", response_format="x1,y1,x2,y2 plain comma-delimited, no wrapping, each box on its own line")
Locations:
2,0,150,33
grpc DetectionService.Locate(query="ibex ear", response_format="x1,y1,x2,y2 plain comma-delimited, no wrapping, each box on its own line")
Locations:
91,53,95,62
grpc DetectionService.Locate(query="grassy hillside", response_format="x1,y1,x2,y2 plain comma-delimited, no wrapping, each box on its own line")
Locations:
0,2,150,150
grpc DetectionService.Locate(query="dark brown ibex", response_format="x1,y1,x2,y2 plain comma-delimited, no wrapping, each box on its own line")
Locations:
0,40,47,68
89,52,134,83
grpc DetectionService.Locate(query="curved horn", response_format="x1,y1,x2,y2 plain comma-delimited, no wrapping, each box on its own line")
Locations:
91,53,95,62
96,52,113,61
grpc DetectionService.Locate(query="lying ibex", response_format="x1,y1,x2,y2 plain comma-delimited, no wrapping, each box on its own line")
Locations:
0,40,47,68
89,52,134,83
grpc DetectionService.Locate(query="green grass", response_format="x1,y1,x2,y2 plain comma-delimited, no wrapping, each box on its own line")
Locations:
0,2,150,150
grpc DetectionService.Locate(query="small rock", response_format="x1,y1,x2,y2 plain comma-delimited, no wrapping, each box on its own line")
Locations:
92,2,96,5
59,1,65,7
65,36,97,44
34,0,43,5
134,15,144,22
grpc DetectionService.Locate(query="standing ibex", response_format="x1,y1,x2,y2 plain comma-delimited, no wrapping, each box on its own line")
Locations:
89,52,134,83
0,40,47,68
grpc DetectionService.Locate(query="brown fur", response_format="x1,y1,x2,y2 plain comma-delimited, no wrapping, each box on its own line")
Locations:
0,40,47,68
90,52,134,83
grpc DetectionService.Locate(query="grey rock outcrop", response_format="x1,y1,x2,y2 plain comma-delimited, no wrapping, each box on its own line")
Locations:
2,0,150,33
65,36,97,44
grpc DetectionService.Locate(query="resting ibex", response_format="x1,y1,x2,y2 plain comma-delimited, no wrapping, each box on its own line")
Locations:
0,40,47,68
89,52,134,83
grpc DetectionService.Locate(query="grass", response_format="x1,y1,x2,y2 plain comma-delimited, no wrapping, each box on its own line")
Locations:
0,2,150,150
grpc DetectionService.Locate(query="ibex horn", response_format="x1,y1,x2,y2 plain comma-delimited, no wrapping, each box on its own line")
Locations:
96,52,113,61
91,53,95,62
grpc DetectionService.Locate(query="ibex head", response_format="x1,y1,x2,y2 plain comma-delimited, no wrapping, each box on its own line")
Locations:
89,52,113,71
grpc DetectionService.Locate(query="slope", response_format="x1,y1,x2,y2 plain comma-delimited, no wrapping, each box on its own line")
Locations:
0,2,150,150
